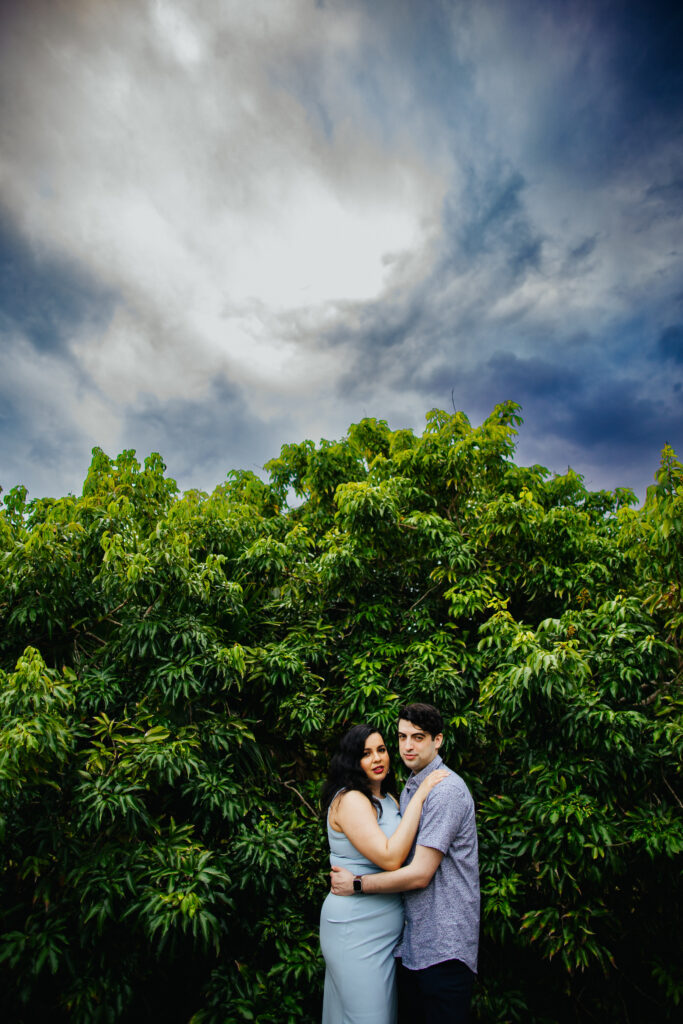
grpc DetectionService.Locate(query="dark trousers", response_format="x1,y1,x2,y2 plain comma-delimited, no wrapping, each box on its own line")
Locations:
397,958,475,1024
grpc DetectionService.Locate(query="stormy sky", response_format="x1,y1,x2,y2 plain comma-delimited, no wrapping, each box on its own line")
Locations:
1,0,681,502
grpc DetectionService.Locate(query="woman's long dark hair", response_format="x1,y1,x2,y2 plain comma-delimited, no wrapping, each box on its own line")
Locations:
321,724,397,819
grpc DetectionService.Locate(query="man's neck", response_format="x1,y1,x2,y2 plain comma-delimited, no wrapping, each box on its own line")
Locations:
407,753,443,783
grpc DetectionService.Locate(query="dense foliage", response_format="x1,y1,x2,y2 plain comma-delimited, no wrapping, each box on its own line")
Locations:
0,403,681,1022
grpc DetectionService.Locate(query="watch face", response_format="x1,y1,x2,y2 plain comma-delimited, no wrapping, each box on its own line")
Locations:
353,878,362,892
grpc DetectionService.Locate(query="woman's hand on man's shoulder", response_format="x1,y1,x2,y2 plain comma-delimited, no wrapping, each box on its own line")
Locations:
417,768,450,799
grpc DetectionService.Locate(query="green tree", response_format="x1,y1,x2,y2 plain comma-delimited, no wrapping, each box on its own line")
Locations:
0,405,681,1022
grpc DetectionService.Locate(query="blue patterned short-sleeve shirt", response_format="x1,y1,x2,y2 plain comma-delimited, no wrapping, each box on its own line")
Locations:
395,755,480,973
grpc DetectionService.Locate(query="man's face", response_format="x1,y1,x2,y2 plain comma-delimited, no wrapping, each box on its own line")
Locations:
397,718,442,773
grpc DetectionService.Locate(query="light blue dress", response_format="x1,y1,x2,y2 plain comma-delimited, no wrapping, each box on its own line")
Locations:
320,794,404,1024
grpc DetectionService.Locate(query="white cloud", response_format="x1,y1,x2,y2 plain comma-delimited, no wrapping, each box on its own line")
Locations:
0,0,446,421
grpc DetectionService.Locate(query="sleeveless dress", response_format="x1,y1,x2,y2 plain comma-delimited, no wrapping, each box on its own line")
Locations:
319,794,404,1024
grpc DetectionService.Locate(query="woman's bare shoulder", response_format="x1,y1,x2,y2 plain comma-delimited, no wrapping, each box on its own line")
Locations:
334,788,373,811
329,788,374,832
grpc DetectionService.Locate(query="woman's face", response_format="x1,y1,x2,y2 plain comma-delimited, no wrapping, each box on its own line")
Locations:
359,732,390,785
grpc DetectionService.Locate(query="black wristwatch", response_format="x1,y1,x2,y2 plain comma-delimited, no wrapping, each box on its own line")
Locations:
353,875,364,894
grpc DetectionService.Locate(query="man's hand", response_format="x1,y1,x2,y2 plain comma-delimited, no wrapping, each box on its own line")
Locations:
330,865,355,895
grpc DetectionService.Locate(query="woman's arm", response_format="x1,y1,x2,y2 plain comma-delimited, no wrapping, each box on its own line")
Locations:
330,771,449,871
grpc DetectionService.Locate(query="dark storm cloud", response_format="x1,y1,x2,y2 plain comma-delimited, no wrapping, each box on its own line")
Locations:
0,207,115,355
122,380,286,491
645,177,683,203
327,193,549,407
441,352,582,439
439,349,680,495
328,167,548,390
656,326,683,364
559,381,680,453
566,236,598,265
485,0,683,180
0,205,119,499
600,0,683,121
449,170,544,281
318,0,683,501
0,342,98,499
477,352,581,404
0,384,86,496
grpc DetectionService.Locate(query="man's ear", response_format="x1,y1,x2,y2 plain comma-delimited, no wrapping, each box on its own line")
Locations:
434,733,443,750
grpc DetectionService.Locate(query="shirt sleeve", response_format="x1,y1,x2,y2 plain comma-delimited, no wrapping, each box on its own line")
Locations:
415,778,468,855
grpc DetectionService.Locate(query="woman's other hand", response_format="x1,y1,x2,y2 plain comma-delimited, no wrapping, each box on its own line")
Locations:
330,865,355,896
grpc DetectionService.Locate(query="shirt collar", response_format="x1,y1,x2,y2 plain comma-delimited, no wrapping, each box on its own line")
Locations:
405,753,444,787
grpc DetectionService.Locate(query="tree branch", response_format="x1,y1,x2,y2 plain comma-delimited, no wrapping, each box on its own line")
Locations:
284,780,317,816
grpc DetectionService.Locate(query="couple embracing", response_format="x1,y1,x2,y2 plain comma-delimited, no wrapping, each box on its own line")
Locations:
320,703,479,1024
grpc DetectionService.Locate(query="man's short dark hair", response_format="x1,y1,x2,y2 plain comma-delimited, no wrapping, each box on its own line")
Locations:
398,703,444,738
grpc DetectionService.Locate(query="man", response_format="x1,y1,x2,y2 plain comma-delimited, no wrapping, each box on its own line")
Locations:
330,703,479,1024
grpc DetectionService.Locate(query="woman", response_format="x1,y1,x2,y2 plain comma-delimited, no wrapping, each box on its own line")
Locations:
319,724,447,1024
